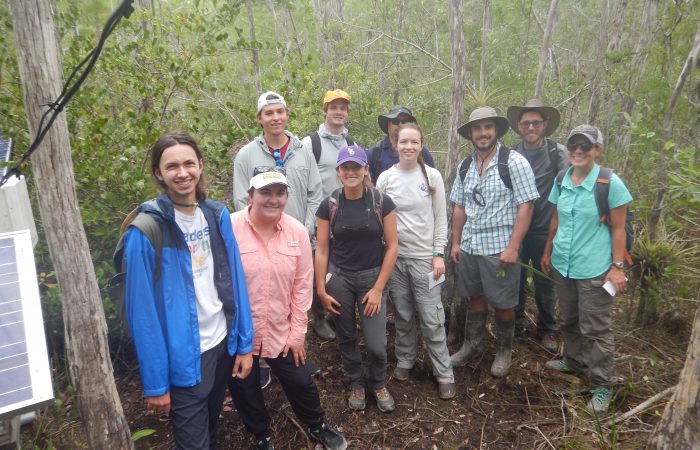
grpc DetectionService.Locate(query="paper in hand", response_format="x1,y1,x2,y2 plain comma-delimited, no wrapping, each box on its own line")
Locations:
428,271,445,290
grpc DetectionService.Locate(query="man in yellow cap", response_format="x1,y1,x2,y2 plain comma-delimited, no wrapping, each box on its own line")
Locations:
302,89,355,341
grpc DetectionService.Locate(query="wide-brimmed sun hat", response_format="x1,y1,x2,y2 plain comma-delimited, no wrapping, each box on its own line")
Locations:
378,106,417,134
457,106,509,140
507,98,561,136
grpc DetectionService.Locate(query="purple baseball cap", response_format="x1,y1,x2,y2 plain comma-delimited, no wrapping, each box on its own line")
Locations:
336,144,368,167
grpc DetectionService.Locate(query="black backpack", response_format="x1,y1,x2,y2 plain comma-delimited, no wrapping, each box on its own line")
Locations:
309,131,355,163
327,187,384,245
104,210,163,336
555,167,635,263
458,139,561,189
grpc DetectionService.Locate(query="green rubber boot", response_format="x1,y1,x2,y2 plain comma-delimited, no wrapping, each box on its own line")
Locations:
450,310,487,367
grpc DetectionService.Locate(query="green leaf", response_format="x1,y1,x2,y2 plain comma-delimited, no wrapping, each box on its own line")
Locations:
132,428,157,442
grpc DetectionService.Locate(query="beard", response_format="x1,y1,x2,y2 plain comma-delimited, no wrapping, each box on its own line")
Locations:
472,135,498,153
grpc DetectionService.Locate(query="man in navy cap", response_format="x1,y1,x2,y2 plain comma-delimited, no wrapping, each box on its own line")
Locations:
366,106,436,183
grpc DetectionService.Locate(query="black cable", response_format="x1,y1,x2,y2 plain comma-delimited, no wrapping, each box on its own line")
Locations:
0,0,135,188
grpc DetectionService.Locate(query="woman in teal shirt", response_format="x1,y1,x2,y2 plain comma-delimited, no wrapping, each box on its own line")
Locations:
541,124,632,416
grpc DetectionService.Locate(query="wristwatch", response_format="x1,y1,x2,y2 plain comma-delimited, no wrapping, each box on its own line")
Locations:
433,251,444,257
612,261,625,269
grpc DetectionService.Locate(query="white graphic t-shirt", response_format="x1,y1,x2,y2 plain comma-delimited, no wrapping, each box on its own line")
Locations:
175,208,227,353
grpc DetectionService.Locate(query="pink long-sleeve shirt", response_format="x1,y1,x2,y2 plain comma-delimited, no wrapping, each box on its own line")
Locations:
231,209,313,358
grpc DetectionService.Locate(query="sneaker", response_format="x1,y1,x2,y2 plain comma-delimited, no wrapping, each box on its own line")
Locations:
587,386,613,416
259,366,272,389
438,382,457,400
371,387,395,413
393,366,410,381
541,334,559,353
256,436,275,450
544,359,575,374
309,422,348,450
348,388,365,410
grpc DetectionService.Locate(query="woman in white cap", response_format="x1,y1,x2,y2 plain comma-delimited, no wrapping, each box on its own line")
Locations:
541,125,632,416
314,145,399,413
228,167,346,450
375,123,456,400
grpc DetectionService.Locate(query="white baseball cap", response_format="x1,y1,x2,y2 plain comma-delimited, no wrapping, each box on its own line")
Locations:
257,91,287,113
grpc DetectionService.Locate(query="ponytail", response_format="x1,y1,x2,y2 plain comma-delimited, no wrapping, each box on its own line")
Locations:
417,153,436,195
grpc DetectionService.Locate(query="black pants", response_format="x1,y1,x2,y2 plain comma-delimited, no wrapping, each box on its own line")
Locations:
228,353,325,440
170,338,233,450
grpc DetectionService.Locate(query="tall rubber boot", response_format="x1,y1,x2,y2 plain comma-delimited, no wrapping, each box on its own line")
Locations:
311,298,336,341
491,318,514,378
450,310,486,367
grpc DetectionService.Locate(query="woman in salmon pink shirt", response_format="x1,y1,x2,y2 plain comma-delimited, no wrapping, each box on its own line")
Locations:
228,168,346,450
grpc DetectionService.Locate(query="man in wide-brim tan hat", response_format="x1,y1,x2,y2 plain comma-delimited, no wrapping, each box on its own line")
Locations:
506,99,569,354
449,105,539,379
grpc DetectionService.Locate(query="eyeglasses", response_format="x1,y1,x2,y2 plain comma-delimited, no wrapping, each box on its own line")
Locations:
253,166,286,176
472,187,486,207
566,142,594,152
390,118,415,125
519,120,545,129
272,150,284,167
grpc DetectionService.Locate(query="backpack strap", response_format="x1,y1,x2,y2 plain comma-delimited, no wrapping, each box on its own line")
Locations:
114,211,163,279
345,135,355,146
369,188,386,246
458,155,473,183
497,146,512,190
546,138,560,180
594,167,613,224
555,169,566,193
370,141,383,177
310,131,322,164
328,189,341,242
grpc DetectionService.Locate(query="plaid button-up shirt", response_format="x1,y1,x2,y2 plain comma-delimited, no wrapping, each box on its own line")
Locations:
450,145,539,255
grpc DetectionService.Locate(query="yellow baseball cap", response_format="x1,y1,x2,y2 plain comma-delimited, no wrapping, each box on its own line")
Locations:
323,89,350,107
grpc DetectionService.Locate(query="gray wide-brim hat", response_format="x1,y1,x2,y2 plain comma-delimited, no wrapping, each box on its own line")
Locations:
378,106,416,134
457,106,509,140
507,98,560,137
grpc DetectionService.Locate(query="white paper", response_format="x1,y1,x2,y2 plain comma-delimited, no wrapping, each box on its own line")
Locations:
428,271,445,290
602,280,617,296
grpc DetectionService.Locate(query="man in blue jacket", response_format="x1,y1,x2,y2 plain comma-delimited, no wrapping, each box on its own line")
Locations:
123,131,254,449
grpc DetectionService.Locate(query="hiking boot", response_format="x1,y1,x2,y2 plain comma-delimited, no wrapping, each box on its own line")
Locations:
312,315,336,341
586,386,613,416
348,388,365,410
393,366,410,381
371,387,395,413
309,422,348,450
256,436,275,450
541,333,559,353
259,366,272,389
438,382,457,400
490,318,514,378
451,310,487,367
544,359,575,374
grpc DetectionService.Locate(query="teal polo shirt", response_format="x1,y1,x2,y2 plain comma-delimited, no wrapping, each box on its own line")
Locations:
549,165,633,279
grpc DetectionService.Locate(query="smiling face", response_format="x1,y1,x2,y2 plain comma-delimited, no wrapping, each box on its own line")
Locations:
323,99,349,130
248,183,288,223
566,136,600,172
154,144,203,204
257,104,289,137
517,111,547,148
336,162,368,189
469,119,498,153
396,127,422,164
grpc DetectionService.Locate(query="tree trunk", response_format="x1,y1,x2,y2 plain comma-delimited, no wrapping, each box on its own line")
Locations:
586,0,610,124
534,0,560,99
446,0,467,345
246,0,262,95
647,22,700,240
7,1,134,449
646,307,700,449
479,0,491,91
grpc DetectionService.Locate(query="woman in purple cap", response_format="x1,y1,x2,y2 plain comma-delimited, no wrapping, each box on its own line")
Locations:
314,145,399,413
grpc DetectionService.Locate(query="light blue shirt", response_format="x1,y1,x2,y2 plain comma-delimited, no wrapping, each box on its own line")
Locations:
450,146,539,255
549,165,633,279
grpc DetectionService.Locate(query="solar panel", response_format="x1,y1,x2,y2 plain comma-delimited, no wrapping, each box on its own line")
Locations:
0,230,53,419
0,134,12,179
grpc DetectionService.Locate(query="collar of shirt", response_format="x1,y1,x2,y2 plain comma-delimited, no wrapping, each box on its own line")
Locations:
561,164,600,192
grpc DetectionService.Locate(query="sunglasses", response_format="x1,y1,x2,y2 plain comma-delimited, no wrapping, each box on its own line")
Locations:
389,118,415,125
566,142,594,152
271,150,285,167
253,166,286,176
472,187,486,207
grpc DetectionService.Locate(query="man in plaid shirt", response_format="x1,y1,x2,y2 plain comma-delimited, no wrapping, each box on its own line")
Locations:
449,106,538,378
